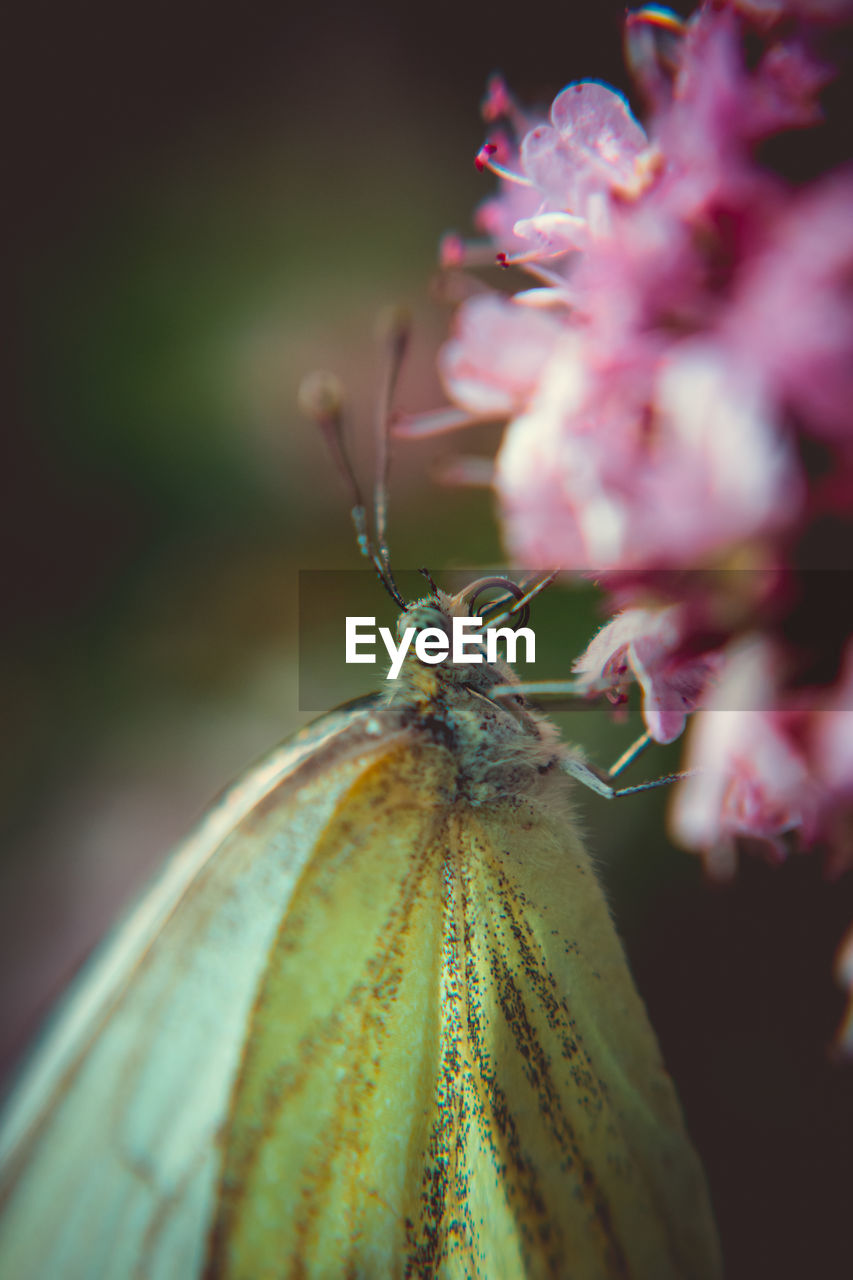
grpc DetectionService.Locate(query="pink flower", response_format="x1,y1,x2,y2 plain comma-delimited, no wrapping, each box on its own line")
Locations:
437,294,564,417
496,341,801,571
421,0,853,893
721,176,853,439
473,81,651,269
670,641,819,873
653,4,827,190
519,81,649,214
474,142,544,260
748,37,832,134
573,605,723,743
470,77,548,264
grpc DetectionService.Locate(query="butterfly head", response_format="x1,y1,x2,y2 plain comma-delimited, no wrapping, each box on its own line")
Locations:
390,579,525,705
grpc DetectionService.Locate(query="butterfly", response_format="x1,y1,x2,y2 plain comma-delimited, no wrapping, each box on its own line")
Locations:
0,355,723,1278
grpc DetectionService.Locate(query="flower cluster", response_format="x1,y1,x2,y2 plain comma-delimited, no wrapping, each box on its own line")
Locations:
402,1,853,1044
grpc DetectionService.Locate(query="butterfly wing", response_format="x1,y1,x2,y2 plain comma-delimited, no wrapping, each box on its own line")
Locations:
207,737,457,1278
0,700,412,1279
450,793,722,1279
207,739,721,1279
0,709,720,1279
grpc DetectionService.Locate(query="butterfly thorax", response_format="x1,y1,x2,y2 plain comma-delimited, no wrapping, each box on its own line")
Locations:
384,593,566,807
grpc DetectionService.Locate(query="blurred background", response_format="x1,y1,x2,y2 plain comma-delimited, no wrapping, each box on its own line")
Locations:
3,1,852,1275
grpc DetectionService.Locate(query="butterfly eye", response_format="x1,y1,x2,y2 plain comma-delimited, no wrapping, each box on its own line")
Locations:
466,577,531,630
417,607,451,636
397,605,450,640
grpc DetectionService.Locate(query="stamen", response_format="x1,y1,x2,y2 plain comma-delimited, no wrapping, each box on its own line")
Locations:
475,139,533,187
524,261,578,290
475,142,498,173
394,406,487,438
513,287,570,308
439,233,504,270
513,211,587,254
481,73,530,138
439,232,466,267
481,74,513,123
482,156,535,187
432,455,495,487
497,245,569,268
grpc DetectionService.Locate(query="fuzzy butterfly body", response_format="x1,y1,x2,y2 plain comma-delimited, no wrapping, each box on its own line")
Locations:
0,589,722,1278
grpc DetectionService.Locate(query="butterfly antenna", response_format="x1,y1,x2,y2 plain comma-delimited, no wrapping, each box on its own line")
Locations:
373,306,411,603
298,368,407,610
418,567,441,597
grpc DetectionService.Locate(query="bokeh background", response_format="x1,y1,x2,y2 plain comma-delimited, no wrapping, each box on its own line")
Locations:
4,1,852,1275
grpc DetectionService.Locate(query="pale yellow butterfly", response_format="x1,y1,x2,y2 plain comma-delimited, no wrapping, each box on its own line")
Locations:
0,360,723,1278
